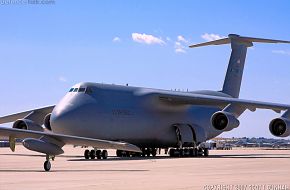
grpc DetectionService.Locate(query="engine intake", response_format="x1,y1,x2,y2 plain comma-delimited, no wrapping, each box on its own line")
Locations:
44,114,52,131
13,119,44,132
211,111,240,131
269,118,290,137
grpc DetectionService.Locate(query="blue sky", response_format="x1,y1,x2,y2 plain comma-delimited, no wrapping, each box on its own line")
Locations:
0,1,290,138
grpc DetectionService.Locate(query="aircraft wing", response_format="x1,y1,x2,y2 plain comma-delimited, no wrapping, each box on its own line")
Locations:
157,92,290,113
0,127,141,153
0,105,55,125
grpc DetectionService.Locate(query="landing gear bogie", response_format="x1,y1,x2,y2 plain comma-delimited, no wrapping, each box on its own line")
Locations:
83,149,108,160
168,147,209,158
116,148,158,158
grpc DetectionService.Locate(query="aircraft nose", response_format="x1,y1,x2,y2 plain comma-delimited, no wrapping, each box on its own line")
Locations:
49,91,96,133
50,104,76,131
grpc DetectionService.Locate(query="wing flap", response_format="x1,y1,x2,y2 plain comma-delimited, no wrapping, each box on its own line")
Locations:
0,127,141,153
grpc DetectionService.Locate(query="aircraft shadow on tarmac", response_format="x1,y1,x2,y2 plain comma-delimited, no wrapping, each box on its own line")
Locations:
67,153,290,161
207,154,290,159
0,169,149,173
0,153,83,158
1,153,289,161
0,153,289,172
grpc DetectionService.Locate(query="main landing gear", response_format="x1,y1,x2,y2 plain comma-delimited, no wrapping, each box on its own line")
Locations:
168,147,209,157
116,148,157,157
44,154,55,171
84,149,108,160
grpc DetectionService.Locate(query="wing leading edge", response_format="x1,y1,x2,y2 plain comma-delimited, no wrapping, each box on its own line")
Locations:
0,105,55,125
156,92,289,113
0,127,141,153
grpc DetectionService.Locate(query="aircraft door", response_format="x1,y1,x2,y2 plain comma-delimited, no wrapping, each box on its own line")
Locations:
173,124,196,147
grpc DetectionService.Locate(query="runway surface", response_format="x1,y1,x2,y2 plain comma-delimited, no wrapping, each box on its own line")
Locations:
0,146,289,190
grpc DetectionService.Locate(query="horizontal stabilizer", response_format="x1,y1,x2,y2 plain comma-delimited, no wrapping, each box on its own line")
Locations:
189,34,290,48
189,38,230,48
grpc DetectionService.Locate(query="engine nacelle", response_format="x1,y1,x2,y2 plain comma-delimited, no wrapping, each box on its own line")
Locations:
211,111,240,131
43,113,52,131
13,119,44,132
269,118,290,137
22,138,64,155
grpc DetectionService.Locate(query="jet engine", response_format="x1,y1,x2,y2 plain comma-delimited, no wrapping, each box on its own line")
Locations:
44,113,52,131
211,111,240,131
22,138,64,155
13,119,44,132
269,118,290,137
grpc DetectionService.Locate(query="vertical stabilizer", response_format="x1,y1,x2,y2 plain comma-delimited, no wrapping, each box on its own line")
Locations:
222,34,251,98
189,34,290,98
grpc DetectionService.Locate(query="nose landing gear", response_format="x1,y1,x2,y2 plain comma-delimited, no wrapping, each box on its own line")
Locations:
44,154,55,171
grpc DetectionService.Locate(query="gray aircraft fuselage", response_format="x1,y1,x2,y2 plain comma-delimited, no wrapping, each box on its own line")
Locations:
48,34,290,150
50,82,225,148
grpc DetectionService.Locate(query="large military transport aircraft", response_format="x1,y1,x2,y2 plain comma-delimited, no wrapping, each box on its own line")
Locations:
1,34,290,171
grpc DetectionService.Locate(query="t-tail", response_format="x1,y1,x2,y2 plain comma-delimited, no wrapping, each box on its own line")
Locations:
189,34,290,98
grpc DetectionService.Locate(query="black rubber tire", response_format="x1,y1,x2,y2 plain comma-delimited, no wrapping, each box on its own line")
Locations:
125,151,131,157
151,149,157,157
102,150,108,159
189,148,194,157
141,148,146,157
90,149,96,159
194,148,198,157
173,149,180,157
84,149,90,159
135,152,142,157
146,148,151,157
184,149,189,157
204,148,209,157
169,149,174,157
116,150,121,157
44,161,51,171
96,150,102,159
179,149,184,157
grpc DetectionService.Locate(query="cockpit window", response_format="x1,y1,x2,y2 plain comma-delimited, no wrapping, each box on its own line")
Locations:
78,88,86,92
68,87,92,94
85,87,93,94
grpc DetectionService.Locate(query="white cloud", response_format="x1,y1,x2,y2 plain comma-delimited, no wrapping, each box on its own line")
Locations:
132,33,165,45
201,33,226,41
166,37,171,41
177,35,188,43
112,37,121,42
59,76,67,82
175,41,186,53
175,48,186,53
174,35,189,53
272,50,290,56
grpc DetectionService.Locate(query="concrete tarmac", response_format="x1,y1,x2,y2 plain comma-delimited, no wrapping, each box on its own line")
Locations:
0,146,289,190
